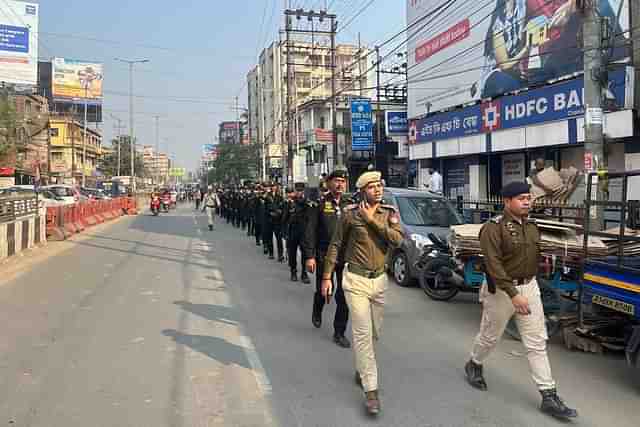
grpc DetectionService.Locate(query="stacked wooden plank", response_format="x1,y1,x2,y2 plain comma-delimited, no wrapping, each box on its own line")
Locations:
599,227,640,256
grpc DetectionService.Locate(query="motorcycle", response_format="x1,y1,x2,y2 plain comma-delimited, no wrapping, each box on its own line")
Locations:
414,233,484,301
161,194,171,213
150,196,161,216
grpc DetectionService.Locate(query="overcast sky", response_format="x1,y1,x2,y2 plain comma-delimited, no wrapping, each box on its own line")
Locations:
35,0,404,171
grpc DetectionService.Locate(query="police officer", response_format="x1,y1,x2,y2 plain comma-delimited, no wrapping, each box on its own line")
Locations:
254,185,265,247
247,187,256,237
268,183,285,262
283,183,311,283
321,170,403,415
464,181,578,421
304,168,352,349
262,183,275,257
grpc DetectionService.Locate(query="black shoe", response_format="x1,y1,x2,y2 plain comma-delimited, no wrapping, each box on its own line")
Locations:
269,254,275,260
312,314,321,329
278,256,285,263
291,272,298,282
355,371,363,389
208,225,213,231
464,360,487,391
540,389,578,421
256,241,261,246
334,334,351,348
301,274,310,284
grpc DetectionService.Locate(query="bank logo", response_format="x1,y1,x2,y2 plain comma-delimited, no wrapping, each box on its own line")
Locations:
481,101,501,132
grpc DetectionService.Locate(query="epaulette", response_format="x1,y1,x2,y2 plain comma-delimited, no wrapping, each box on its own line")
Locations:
489,215,503,224
306,201,316,208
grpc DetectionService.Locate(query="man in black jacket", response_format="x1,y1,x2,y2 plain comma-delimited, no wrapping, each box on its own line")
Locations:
284,183,311,283
303,168,351,348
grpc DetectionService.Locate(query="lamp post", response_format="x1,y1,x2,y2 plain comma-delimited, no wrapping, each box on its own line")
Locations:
114,57,150,192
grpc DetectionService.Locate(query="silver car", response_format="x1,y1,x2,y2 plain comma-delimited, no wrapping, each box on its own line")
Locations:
383,188,463,287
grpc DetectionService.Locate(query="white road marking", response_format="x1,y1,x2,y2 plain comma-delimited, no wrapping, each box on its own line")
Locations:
238,334,273,396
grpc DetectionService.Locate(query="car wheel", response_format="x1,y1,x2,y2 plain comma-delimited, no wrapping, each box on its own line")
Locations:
391,251,412,287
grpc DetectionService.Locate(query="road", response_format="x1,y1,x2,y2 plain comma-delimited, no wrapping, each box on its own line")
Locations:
0,204,638,427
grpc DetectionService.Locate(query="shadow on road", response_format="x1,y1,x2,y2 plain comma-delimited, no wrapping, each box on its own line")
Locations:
162,329,251,369
174,300,239,326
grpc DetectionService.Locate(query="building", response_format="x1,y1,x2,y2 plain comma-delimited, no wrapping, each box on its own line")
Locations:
141,145,171,185
49,115,102,186
406,0,638,201
248,41,372,182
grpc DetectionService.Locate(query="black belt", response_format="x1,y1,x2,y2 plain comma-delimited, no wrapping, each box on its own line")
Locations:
348,264,385,279
513,277,534,286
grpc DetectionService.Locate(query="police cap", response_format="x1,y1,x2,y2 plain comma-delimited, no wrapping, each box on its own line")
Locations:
501,181,531,198
326,167,348,181
356,171,382,190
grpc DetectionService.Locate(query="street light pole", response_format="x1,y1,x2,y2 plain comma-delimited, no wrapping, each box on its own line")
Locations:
114,57,150,192
82,85,88,187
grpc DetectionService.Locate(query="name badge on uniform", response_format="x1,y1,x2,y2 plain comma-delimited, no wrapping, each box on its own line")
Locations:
323,201,335,214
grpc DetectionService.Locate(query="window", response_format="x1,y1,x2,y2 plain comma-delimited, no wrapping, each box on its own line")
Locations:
396,197,462,227
319,116,326,129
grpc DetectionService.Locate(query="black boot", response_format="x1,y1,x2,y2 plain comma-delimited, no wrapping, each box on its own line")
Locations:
301,273,310,284
464,360,487,391
333,334,351,348
208,225,213,231
290,271,298,282
540,389,578,421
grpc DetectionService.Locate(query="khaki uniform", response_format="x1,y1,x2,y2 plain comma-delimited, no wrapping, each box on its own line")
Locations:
324,204,403,392
470,211,555,390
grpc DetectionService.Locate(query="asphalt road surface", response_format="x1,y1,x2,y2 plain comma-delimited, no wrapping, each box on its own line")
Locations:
1,204,638,427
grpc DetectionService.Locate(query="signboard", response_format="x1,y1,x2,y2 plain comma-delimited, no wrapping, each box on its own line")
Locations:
52,58,103,105
502,153,525,185
351,99,373,150
407,0,631,118
385,111,408,135
412,68,631,144
203,144,216,153
169,168,186,177
268,144,283,157
0,1,38,85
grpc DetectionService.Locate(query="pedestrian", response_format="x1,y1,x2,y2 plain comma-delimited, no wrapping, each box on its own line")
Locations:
195,188,202,210
304,167,352,349
254,185,265,247
283,183,310,283
426,167,443,194
464,181,578,421
262,183,274,257
266,183,285,262
321,170,403,415
202,189,220,231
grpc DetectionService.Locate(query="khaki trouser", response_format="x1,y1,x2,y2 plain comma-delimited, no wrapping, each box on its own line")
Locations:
342,267,386,392
470,278,556,390
206,207,216,226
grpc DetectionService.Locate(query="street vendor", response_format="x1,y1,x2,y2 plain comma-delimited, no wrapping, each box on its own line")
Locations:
464,181,578,421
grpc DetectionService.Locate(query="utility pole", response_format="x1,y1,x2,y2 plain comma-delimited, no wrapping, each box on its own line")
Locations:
330,14,339,168
82,85,88,187
358,32,363,97
109,114,123,177
374,46,381,170
114,58,150,192
285,12,293,187
235,96,240,145
581,0,606,228
154,115,160,186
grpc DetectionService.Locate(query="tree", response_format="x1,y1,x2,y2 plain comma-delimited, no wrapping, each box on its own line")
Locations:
207,143,258,185
0,92,17,158
99,136,147,178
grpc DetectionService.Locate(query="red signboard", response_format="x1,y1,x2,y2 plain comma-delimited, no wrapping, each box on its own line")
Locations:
315,129,333,142
223,122,239,130
0,167,16,177
415,19,470,64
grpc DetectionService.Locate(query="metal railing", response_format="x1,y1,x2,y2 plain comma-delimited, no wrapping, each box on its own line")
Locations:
0,195,39,223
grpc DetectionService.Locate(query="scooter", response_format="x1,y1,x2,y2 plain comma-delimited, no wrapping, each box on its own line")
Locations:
150,196,161,216
161,194,171,213
414,233,484,301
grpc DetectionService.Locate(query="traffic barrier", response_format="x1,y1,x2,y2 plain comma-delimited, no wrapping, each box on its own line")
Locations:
0,208,47,261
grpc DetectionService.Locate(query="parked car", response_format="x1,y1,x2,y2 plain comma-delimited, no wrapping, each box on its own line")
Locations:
38,189,71,207
383,188,463,287
40,185,81,204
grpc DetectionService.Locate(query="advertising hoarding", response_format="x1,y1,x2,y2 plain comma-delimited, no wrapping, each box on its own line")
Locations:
0,1,38,85
351,99,373,150
407,0,630,118
52,58,103,105
385,111,409,135
412,67,631,143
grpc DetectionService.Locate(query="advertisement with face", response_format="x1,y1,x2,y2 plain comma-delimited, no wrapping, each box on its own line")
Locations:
407,0,630,118
52,58,104,104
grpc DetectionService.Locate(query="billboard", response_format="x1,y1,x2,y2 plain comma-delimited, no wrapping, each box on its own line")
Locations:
407,0,630,118
385,111,408,135
351,99,373,150
412,67,632,143
0,1,38,85
52,58,104,105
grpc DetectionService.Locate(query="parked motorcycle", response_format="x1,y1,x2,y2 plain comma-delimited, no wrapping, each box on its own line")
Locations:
150,196,161,216
414,233,484,301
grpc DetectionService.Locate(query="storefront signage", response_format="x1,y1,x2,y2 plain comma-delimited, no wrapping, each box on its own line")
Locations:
385,111,408,135
413,68,630,144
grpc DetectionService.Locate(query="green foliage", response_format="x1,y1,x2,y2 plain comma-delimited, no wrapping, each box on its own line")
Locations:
99,136,147,177
207,144,258,185
0,94,17,156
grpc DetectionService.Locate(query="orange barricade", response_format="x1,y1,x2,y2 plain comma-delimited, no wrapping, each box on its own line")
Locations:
73,204,85,232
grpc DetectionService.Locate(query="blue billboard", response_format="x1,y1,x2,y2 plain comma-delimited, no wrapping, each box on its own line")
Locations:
351,99,373,150
414,68,631,144
0,24,29,53
385,111,408,135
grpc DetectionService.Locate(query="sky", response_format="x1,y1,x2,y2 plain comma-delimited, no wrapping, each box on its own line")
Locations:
33,0,406,172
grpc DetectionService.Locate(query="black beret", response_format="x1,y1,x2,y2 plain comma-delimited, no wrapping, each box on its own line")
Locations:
501,181,531,198
294,182,305,191
327,167,348,180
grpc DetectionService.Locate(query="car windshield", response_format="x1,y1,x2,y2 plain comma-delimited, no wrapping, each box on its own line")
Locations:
395,197,462,227
49,187,74,197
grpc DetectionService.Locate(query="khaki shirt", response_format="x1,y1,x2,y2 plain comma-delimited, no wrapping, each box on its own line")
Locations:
480,211,540,298
323,204,404,277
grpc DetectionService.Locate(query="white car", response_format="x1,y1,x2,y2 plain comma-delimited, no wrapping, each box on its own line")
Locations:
40,185,80,204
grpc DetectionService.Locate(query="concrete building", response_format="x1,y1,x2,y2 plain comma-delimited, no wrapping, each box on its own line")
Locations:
141,145,170,185
49,116,102,186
